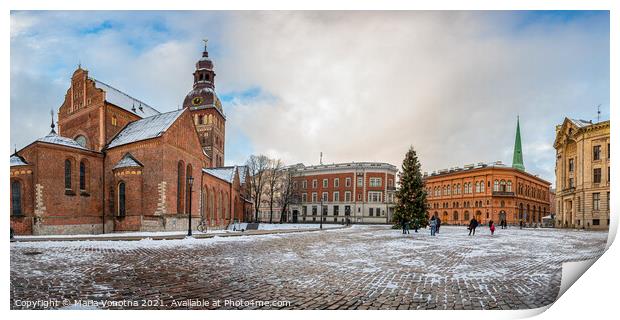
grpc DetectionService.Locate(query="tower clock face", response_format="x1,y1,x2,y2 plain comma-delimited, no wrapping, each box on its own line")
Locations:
192,97,204,106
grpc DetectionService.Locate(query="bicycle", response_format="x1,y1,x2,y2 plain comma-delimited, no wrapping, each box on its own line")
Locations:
197,218,208,233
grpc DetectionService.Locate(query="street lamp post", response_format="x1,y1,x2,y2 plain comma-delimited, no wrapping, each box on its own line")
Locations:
187,176,194,237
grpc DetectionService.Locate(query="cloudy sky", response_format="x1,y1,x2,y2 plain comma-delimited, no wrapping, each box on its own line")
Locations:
10,11,609,185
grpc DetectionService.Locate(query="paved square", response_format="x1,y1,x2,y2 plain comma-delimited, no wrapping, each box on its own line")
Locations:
10,225,607,310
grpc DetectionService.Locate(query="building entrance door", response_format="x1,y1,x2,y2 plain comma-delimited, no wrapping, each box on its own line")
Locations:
292,210,299,223
499,211,506,223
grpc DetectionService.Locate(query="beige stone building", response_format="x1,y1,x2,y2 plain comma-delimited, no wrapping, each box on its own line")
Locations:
554,118,610,229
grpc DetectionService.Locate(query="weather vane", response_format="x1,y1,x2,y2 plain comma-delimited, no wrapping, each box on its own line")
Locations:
203,38,208,51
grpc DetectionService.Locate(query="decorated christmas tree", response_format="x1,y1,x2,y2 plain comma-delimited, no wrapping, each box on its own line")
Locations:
393,146,428,229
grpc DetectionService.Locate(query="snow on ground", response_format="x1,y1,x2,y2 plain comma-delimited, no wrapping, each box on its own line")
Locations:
10,224,609,310
14,229,228,239
257,223,342,230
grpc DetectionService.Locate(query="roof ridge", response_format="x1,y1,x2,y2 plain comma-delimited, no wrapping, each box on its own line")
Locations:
90,77,156,110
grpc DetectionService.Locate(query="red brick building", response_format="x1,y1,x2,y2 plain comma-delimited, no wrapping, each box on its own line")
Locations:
424,162,551,226
289,162,397,224
10,45,252,235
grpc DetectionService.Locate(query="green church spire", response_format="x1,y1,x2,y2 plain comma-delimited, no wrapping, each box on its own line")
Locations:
512,116,525,171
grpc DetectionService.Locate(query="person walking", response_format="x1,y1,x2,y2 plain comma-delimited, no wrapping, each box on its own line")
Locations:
430,216,437,236
468,217,479,236
401,217,407,234
436,216,441,234
489,220,495,235
503,219,507,229
405,219,410,234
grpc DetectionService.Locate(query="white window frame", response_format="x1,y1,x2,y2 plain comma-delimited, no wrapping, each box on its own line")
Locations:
334,178,339,188
345,177,351,187
312,179,318,189
312,192,317,202
323,179,328,188
368,191,382,203
322,192,328,202
344,191,351,202
333,191,340,202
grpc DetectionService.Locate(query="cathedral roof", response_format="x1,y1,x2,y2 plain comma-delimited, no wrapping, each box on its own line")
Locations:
113,153,144,170
107,109,185,149
203,166,237,183
90,78,161,118
10,154,28,166
36,132,89,151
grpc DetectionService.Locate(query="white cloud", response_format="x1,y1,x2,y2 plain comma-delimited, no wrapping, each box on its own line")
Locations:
10,11,609,186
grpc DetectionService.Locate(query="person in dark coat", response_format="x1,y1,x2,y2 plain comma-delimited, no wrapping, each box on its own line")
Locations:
436,216,441,234
401,217,407,234
468,218,479,236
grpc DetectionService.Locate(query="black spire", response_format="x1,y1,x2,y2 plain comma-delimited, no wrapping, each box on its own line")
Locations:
50,109,56,134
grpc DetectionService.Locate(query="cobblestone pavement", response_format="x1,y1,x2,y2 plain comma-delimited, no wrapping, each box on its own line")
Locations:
10,225,608,310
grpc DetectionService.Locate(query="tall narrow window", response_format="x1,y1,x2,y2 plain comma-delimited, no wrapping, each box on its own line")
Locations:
65,159,72,189
11,180,22,216
186,164,193,215
593,145,601,160
177,161,185,214
593,193,600,211
79,161,86,190
593,168,602,184
118,182,126,217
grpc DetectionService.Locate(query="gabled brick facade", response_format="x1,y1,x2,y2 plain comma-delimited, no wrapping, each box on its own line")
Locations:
10,46,253,235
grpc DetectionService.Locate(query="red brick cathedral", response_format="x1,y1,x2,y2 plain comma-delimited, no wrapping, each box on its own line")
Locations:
10,44,253,235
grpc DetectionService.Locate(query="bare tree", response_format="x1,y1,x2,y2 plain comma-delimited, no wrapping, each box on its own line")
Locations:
247,154,270,222
265,159,283,223
278,165,301,223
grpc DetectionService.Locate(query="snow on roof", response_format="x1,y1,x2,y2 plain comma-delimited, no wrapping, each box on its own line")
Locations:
113,153,144,170
36,132,89,151
569,118,593,128
10,154,28,166
203,166,237,183
107,109,185,149
237,165,248,184
91,78,160,118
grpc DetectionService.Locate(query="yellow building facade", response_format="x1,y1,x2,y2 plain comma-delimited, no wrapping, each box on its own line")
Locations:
554,118,610,229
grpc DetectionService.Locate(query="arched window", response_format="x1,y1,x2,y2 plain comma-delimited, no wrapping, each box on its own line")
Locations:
453,211,459,221
118,181,126,217
111,115,118,126
480,181,485,193
507,181,512,192
464,211,470,221
75,135,87,148
199,115,204,124
11,180,22,216
447,185,451,195
209,188,215,224
65,159,72,190
225,192,230,219
79,161,86,190
475,181,480,193
500,200,505,207
186,164,193,215
493,180,499,192
218,191,223,220
500,180,506,192
177,161,185,214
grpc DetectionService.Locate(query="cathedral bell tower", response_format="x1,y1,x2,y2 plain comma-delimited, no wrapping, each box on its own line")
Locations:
183,40,226,167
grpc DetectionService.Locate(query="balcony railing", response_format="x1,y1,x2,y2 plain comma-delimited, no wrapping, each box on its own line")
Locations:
492,191,515,197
